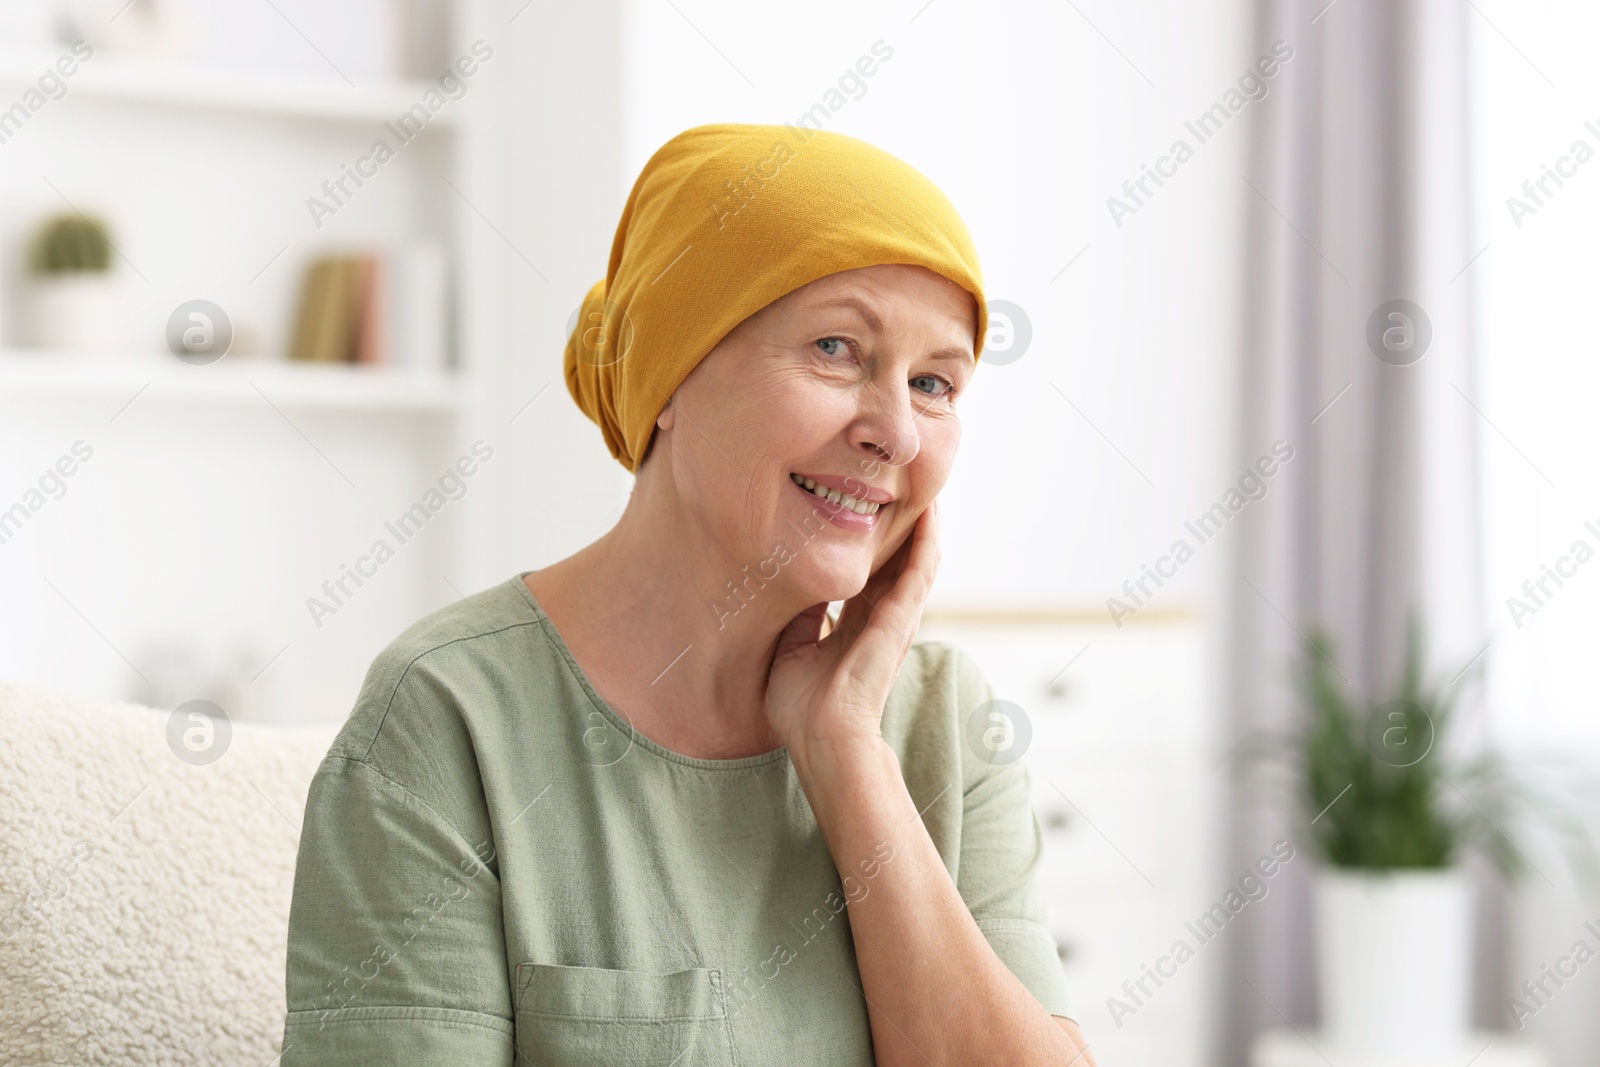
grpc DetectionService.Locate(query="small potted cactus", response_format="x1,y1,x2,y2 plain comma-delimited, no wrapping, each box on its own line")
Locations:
21,211,127,352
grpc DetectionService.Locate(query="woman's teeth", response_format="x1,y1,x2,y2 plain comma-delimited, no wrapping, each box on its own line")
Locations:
790,472,881,515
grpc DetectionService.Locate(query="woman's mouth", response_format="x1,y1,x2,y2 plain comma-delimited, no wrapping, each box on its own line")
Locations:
789,472,883,514
788,472,886,532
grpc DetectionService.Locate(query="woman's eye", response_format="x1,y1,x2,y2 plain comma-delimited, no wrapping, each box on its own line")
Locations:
912,373,956,399
814,339,957,401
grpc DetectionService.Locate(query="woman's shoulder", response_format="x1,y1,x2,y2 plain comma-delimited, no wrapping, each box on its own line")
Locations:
896,636,991,708
385,574,545,666
324,575,556,766
879,637,1022,867
878,637,993,761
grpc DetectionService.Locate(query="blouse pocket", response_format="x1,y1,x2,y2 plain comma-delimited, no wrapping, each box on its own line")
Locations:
513,962,736,1067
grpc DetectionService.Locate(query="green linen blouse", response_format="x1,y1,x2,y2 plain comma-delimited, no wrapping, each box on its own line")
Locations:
280,572,1073,1065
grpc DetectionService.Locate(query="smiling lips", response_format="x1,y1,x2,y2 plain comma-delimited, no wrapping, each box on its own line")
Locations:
788,472,887,515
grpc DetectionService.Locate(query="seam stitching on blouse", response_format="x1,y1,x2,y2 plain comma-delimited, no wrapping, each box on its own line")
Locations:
361,609,547,763
517,1009,726,1023
974,916,1050,931
320,753,501,881
286,1006,514,1033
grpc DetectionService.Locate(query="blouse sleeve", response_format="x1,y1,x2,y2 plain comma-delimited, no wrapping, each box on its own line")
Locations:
280,750,515,1065
947,645,1077,1024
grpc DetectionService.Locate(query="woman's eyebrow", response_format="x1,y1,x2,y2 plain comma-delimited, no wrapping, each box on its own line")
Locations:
806,296,975,362
806,295,884,332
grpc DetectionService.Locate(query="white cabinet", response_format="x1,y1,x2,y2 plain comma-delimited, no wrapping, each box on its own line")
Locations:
914,611,1217,1067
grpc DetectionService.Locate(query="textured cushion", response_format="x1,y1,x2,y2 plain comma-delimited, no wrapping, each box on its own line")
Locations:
0,679,339,1065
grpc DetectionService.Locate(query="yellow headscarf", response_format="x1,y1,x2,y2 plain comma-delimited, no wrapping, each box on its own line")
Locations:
563,123,988,472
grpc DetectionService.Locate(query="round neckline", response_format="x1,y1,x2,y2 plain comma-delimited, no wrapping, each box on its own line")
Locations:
508,571,791,772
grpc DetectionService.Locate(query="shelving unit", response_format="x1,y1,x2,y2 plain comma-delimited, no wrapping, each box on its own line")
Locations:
0,349,463,413
0,1,509,722
0,54,459,126
0,13,491,402
0,7,500,417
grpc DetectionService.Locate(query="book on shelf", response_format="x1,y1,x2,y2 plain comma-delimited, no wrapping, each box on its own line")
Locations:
287,243,449,369
287,254,363,364
353,255,382,365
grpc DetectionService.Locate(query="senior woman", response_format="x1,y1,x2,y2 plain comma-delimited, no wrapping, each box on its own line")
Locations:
281,123,1094,1066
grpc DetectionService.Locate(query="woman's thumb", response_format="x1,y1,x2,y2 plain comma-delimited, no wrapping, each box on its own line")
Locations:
774,602,829,656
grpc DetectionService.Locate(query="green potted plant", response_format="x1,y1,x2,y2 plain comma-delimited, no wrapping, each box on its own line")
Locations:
1239,614,1529,1056
22,211,126,352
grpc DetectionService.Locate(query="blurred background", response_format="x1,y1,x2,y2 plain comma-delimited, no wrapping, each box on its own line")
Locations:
1,1,1598,1065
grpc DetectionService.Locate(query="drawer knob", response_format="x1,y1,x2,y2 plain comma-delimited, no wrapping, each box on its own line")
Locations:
1055,939,1074,962
1043,810,1071,831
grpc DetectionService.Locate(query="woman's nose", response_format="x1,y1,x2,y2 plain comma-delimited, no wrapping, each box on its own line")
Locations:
849,380,922,469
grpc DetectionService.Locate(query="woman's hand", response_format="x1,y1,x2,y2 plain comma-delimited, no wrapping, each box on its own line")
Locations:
763,497,941,757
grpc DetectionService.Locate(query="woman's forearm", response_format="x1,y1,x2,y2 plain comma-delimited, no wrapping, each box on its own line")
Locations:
788,736,1075,1067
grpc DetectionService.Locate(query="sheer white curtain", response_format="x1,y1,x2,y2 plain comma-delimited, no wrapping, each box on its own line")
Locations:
1222,0,1490,1060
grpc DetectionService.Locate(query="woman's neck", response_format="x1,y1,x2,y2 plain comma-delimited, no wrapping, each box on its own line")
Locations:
524,494,824,760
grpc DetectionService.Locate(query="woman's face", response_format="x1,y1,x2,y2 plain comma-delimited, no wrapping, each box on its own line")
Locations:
648,262,979,605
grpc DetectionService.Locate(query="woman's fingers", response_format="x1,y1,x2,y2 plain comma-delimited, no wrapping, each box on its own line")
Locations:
765,502,942,747
867,499,940,645
831,505,919,645
834,500,941,678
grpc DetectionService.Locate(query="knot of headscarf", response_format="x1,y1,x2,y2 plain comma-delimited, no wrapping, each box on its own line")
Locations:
563,122,988,472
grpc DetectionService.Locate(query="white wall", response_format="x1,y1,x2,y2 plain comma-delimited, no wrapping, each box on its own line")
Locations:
609,0,1252,614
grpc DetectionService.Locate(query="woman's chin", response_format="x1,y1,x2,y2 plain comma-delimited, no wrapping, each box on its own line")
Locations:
788,559,872,606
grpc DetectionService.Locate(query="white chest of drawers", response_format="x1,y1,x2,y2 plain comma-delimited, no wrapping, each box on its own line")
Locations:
914,609,1218,1067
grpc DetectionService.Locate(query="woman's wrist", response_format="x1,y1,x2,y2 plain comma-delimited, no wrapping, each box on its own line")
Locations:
787,730,894,776
787,732,904,823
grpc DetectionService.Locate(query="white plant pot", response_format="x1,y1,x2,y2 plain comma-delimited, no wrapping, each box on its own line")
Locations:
22,274,127,353
1314,866,1474,1056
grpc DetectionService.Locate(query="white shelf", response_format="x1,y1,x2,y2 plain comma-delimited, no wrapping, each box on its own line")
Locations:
0,349,462,414
0,53,457,126
1251,1030,1547,1067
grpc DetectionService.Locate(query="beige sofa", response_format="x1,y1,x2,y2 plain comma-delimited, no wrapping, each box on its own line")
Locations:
0,679,338,1065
